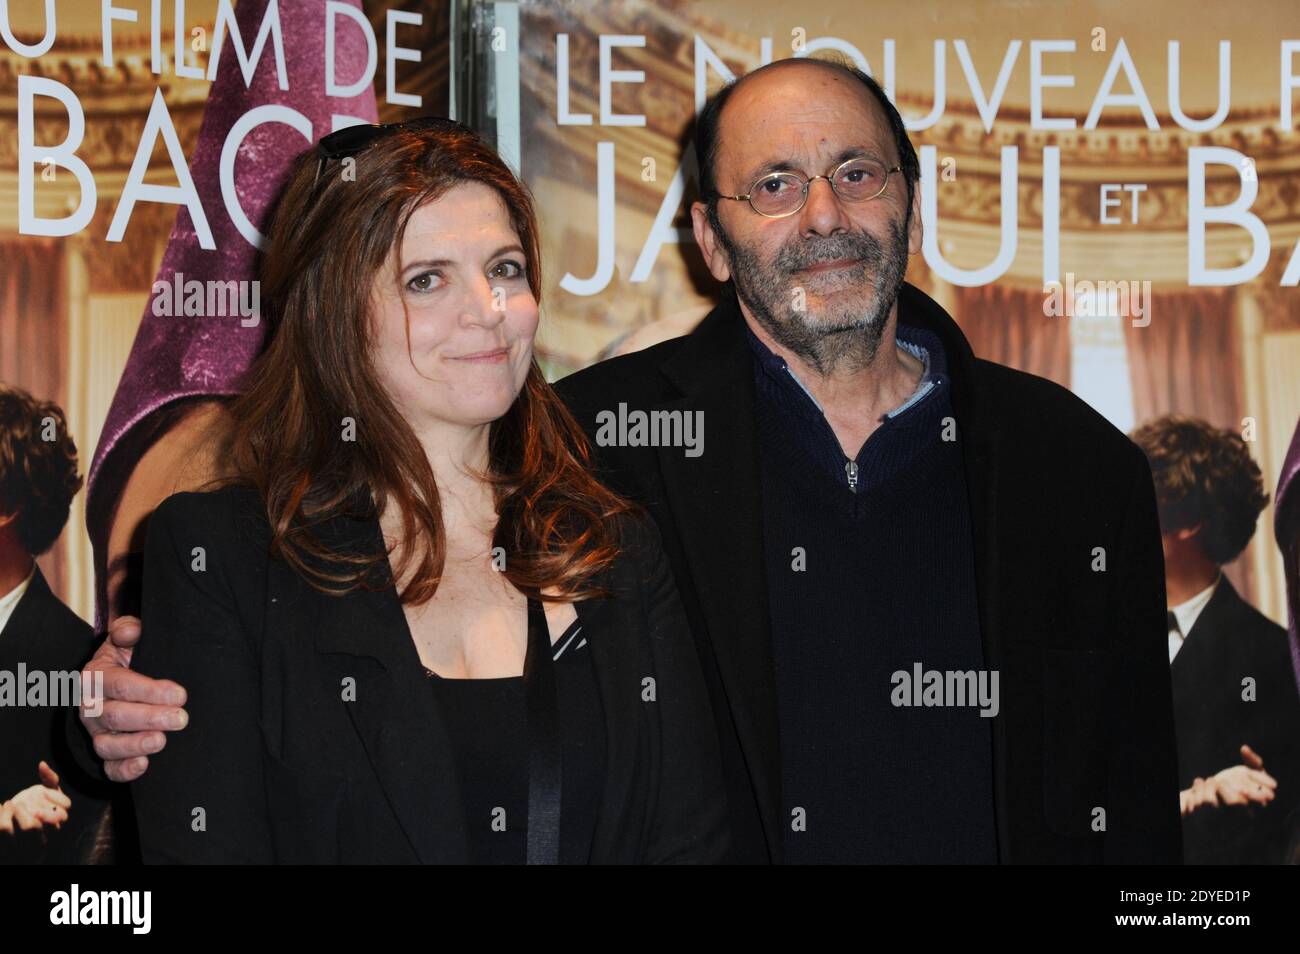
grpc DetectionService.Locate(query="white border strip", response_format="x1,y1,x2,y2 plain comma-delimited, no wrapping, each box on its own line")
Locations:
493,1,521,176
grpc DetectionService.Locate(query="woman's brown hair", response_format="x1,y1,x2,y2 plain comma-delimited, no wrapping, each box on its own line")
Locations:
222,122,634,604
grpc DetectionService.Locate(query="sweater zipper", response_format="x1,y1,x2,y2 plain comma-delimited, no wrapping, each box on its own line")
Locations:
845,458,859,493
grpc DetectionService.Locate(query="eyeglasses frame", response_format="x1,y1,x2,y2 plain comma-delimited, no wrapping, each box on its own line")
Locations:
715,156,905,218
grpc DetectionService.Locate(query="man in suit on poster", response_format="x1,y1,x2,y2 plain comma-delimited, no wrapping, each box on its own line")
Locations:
0,385,109,863
1133,415,1300,863
76,55,1182,863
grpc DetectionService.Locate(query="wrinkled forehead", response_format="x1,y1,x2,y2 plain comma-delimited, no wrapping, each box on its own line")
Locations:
715,63,896,187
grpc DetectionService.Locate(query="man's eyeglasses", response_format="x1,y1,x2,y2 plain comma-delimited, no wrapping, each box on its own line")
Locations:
716,156,904,218
312,116,473,187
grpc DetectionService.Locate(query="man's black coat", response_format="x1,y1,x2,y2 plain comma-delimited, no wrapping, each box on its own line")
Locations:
1173,576,1300,863
1,566,110,864
554,282,1184,864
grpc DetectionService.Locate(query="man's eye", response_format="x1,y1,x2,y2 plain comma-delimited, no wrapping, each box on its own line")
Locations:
406,272,441,293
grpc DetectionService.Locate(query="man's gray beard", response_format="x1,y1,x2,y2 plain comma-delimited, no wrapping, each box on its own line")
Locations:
715,210,910,376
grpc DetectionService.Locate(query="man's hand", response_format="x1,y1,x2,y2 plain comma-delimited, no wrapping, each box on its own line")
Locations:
1240,744,1265,771
79,615,188,782
1211,763,1277,807
0,762,72,835
1180,776,1218,816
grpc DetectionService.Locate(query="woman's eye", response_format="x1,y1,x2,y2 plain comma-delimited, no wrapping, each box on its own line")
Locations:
491,260,525,279
406,271,441,293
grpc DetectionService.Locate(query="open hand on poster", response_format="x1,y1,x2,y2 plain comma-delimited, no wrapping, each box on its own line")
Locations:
0,762,71,835
1211,745,1278,807
1179,745,1278,816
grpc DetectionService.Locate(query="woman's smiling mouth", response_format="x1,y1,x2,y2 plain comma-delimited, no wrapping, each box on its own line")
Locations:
450,347,510,363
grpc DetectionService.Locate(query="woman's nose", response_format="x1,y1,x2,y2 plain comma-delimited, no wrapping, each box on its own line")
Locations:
460,277,508,328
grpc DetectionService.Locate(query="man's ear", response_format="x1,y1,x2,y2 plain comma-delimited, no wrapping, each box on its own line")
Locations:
0,509,17,530
906,182,923,256
691,200,732,284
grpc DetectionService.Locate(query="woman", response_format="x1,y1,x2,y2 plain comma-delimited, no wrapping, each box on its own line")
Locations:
129,118,729,864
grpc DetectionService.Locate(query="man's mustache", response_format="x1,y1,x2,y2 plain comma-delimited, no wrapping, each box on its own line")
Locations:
777,233,884,274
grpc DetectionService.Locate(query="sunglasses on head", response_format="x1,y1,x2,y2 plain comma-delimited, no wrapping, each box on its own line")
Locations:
312,116,475,186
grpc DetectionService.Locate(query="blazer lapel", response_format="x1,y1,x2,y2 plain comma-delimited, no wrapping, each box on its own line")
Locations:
1171,576,1234,685
1,566,51,665
898,284,1012,861
268,501,468,864
1181,575,1235,645
958,418,1011,859
654,296,784,858
570,588,640,860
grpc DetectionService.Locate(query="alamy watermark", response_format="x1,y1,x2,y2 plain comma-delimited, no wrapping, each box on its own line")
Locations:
594,403,704,458
151,272,260,327
891,663,999,718
1043,273,1151,328
50,884,151,934
0,667,103,717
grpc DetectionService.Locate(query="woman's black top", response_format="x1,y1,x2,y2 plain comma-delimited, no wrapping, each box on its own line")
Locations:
129,487,730,864
425,614,605,864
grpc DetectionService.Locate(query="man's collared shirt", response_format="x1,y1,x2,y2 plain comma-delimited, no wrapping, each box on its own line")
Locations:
0,564,35,639
1169,574,1222,663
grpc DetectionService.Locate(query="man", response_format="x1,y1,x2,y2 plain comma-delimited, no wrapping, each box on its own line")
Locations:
76,56,1181,863
1,384,109,863
1132,414,1300,863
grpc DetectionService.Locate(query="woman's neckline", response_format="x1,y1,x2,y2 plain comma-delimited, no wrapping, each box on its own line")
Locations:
425,667,524,683
420,614,582,681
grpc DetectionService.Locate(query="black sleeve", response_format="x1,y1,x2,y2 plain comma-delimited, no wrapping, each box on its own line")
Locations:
1103,447,1184,863
128,494,274,863
632,518,731,863
63,694,109,785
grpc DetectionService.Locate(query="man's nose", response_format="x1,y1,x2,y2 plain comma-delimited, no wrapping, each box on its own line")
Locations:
798,176,849,238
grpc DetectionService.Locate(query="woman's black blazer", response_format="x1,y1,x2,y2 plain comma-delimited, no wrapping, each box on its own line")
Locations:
129,484,730,863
